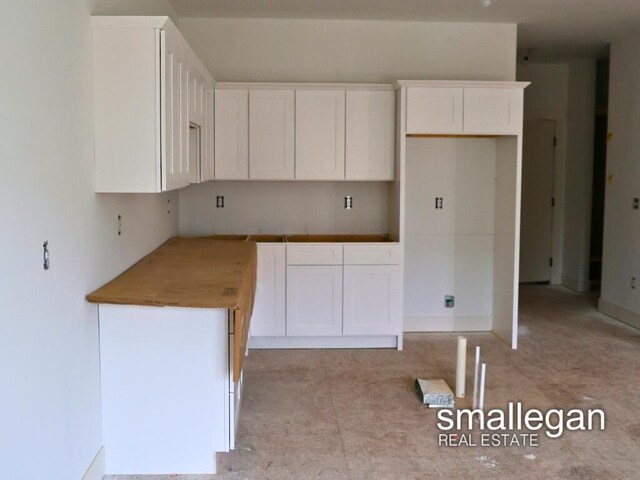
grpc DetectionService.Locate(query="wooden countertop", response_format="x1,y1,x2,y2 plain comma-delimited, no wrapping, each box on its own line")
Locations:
86,237,257,311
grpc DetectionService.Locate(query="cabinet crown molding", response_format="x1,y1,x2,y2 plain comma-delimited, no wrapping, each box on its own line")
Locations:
395,80,530,89
216,82,394,91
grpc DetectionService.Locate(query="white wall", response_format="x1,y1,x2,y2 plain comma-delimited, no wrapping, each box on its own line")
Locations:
600,31,640,326
179,17,517,83
179,181,390,235
517,62,569,285
0,2,179,479
91,0,178,19
177,17,517,237
563,59,596,292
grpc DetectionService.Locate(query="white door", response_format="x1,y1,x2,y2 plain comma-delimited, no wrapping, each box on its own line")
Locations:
162,39,184,192
520,119,555,283
251,244,286,336
214,89,249,179
249,89,295,179
345,90,395,180
286,266,343,336
343,265,401,336
406,87,463,134
295,90,346,180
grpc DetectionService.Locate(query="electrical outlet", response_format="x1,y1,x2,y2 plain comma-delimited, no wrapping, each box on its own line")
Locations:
632,277,636,289
435,197,443,209
445,295,454,308
117,215,122,235
344,196,353,210
216,196,224,208
43,241,50,271
633,198,639,210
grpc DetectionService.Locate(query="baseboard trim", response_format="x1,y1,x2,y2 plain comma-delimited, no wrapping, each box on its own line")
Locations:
599,298,640,331
562,274,590,293
404,315,492,332
250,335,399,349
82,446,105,480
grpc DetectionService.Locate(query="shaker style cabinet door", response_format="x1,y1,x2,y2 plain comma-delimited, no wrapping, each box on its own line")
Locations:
249,89,295,180
295,90,346,180
463,88,523,135
214,89,249,179
286,266,343,336
406,87,463,134
200,88,215,182
345,90,395,180
343,265,401,336
251,244,286,336
161,32,189,190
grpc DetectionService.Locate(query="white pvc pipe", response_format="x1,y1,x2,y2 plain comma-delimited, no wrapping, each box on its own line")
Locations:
455,336,467,398
472,346,480,410
479,363,487,410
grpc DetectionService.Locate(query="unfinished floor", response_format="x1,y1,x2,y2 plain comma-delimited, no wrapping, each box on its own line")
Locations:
108,286,640,480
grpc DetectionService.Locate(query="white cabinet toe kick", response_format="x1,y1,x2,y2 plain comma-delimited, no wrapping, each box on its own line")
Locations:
98,304,247,476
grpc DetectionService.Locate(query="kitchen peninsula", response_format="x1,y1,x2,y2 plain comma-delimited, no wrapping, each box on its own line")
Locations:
87,237,257,475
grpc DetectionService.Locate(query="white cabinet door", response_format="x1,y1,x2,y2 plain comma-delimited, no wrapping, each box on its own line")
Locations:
180,64,191,187
346,90,395,180
249,89,295,180
343,265,401,336
162,35,186,192
188,69,206,127
295,90,346,180
251,244,286,336
200,88,215,182
286,266,343,336
463,88,523,135
215,89,249,179
406,87,463,134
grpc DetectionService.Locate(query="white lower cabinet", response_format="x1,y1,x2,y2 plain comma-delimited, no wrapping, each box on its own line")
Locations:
286,265,343,336
343,265,401,335
251,244,286,336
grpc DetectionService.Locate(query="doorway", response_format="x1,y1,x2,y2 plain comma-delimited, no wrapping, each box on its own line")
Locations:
520,119,556,283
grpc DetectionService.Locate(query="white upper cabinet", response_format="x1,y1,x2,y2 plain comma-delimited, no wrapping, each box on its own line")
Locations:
463,88,523,135
92,17,214,193
345,90,395,180
295,90,346,180
214,89,249,179
249,89,295,180
406,87,463,134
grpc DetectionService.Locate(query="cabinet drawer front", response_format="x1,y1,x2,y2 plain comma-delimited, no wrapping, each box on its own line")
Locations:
463,88,523,135
406,87,463,134
287,244,343,265
344,244,401,265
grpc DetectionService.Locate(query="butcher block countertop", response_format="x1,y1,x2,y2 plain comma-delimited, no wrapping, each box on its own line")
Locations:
86,237,257,311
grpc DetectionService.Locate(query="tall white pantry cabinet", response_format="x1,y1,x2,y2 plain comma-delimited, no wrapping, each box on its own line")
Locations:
92,17,215,192
397,81,529,349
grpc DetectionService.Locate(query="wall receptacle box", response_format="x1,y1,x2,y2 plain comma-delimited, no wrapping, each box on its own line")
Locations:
445,295,454,308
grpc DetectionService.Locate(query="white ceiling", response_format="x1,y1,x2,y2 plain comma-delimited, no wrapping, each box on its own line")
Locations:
167,0,640,60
